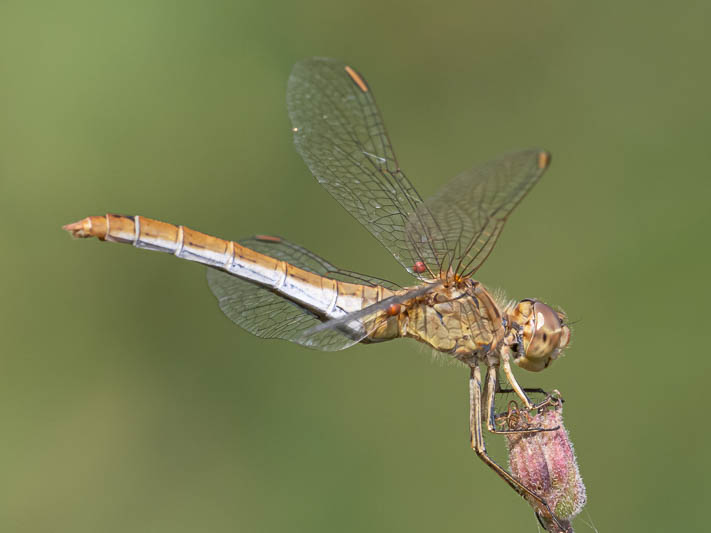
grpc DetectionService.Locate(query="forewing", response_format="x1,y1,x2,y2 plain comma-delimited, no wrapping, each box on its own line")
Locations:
300,282,439,344
406,149,551,277
287,57,439,278
207,236,398,351
244,235,400,289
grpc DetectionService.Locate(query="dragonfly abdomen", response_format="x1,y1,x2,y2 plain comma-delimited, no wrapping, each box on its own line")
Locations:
63,214,393,327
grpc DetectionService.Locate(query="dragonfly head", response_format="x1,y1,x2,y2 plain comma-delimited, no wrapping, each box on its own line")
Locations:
508,299,570,372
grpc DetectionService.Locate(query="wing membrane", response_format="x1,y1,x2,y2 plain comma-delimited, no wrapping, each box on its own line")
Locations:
244,235,401,289
288,58,549,280
287,57,441,278
207,236,398,351
406,149,551,277
300,282,439,343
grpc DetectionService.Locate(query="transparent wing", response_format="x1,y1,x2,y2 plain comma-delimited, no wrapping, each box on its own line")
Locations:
207,235,399,351
287,57,442,279
300,282,439,344
244,235,401,290
405,149,551,277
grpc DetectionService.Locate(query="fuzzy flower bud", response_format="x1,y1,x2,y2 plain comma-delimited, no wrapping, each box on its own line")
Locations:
503,406,586,532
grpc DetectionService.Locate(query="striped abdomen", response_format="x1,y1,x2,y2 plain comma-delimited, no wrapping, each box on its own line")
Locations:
63,214,398,327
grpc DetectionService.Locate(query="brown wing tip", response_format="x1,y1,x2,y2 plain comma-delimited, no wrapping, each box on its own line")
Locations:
344,65,369,92
537,150,552,170
254,234,282,243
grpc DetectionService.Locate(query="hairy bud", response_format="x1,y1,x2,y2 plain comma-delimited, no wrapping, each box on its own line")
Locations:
503,406,586,532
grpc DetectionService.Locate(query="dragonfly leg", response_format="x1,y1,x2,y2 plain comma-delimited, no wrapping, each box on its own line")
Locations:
484,367,557,436
468,365,567,532
498,386,548,395
500,350,562,411
492,369,562,402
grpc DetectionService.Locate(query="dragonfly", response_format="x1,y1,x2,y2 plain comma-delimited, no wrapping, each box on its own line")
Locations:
64,57,572,532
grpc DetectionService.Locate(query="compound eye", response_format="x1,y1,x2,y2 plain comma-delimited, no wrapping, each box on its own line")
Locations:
526,302,564,359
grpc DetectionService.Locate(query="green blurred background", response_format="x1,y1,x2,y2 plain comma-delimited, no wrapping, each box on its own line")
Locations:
2,1,709,531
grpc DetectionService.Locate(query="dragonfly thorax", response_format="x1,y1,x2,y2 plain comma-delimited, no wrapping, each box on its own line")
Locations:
505,299,571,372
401,280,505,363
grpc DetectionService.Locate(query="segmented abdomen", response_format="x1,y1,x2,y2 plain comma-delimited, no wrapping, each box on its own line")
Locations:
64,214,397,325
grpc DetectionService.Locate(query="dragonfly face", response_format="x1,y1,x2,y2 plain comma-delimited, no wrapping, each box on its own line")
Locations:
507,299,571,372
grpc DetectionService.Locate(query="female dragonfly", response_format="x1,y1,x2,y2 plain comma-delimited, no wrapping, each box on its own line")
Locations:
65,57,572,531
